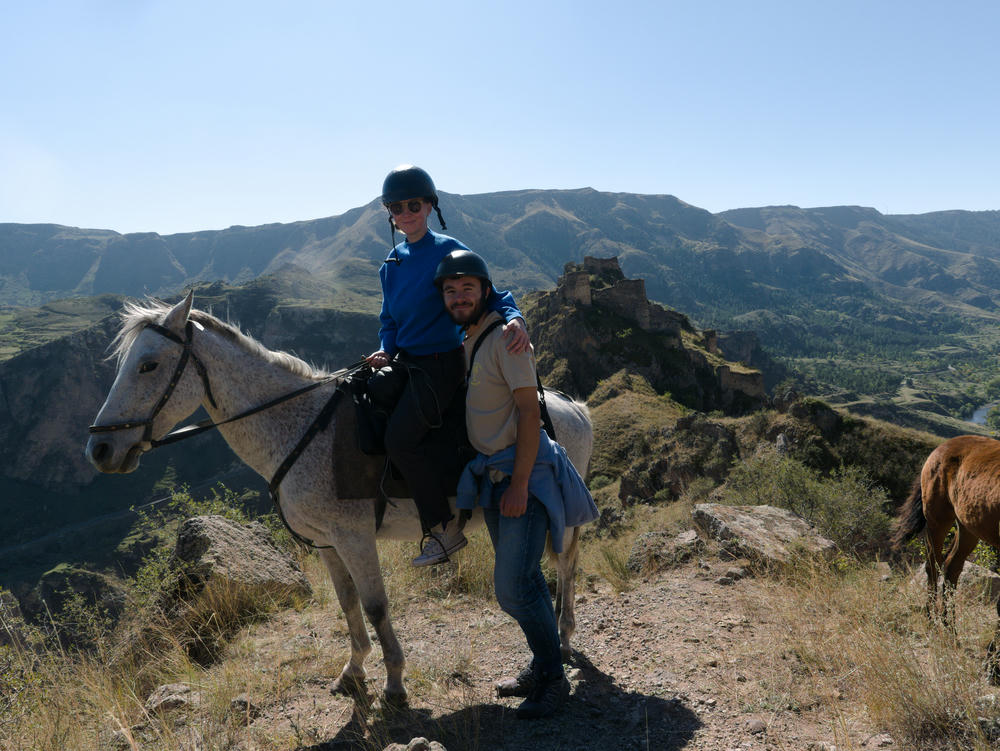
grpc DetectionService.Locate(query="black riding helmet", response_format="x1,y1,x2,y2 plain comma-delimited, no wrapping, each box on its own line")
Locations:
434,249,493,289
381,164,447,230
382,165,437,205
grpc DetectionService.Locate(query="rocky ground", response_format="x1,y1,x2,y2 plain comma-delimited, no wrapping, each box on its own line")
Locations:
212,554,895,751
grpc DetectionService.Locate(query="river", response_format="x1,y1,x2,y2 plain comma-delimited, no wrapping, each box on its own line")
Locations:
971,402,997,426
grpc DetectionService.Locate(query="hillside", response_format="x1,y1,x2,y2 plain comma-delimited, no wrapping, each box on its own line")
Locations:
4,191,1000,427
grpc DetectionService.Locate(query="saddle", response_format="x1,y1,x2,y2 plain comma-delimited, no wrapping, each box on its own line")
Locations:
338,369,474,516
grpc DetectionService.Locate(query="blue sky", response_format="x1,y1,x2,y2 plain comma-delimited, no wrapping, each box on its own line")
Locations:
2,0,998,235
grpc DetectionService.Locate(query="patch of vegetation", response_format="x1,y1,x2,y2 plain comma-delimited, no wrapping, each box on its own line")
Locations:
717,447,892,557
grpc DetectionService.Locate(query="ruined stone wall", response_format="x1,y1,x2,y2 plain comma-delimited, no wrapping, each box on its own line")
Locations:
593,280,649,327
557,270,592,305
718,366,767,401
583,256,626,279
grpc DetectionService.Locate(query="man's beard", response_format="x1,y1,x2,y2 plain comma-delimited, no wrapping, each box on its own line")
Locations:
448,297,488,327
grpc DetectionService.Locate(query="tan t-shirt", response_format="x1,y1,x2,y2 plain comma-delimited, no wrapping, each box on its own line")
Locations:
463,311,538,456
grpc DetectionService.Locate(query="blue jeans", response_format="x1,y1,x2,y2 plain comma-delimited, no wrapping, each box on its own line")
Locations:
483,484,563,678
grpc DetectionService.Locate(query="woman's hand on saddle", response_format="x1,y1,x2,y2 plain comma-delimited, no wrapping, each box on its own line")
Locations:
502,317,531,355
366,350,390,369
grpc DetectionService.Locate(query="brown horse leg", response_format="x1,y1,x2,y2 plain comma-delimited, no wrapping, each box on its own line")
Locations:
941,523,979,628
921,474,955,620
923,524,948,619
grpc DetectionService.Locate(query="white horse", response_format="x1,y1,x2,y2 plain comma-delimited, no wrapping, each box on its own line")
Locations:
85,292,593,707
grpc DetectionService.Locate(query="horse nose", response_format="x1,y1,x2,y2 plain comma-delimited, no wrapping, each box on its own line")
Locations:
88,440,110,465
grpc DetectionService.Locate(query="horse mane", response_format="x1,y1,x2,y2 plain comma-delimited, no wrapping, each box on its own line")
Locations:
111,298,329,380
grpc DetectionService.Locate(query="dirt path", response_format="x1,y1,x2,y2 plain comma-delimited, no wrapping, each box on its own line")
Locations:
231,557,891,751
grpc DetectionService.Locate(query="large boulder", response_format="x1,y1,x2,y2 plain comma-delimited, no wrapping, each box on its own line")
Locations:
692,503,835,566
169,515,311,605
22,564,127,649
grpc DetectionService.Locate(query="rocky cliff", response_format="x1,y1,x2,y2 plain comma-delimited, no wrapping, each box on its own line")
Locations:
525,256,767,414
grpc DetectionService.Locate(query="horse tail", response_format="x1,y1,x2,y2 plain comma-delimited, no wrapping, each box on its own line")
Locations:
890,476,926,550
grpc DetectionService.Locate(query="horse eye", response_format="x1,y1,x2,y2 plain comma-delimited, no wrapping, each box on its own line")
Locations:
139,361,158,374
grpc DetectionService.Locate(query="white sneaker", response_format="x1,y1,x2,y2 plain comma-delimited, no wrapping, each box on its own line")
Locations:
412,527,468,567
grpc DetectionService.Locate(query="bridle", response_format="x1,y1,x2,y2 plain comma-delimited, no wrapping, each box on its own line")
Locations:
88,318,366,450
88,317,370,549
88,321,218,447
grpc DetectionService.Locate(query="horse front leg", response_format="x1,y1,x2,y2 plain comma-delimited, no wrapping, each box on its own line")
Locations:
552,527,581,662
334,532,407,708
318,547,372,699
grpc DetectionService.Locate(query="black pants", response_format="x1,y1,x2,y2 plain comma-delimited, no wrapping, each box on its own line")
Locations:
367,347,466,532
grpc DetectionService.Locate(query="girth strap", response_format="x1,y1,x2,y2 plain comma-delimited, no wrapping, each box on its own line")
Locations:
267,385,346,549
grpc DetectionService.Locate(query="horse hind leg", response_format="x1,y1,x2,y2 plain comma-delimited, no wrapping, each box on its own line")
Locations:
940,523,979,629
319,548,373,699
922,497,955,621
552,527,582,662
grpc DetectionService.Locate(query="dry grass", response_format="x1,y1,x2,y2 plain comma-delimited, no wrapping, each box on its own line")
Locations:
9,494,1000,750
731,558,1000,751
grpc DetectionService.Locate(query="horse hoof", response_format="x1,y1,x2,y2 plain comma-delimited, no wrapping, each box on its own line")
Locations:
381,689,409,711
330,673,368,699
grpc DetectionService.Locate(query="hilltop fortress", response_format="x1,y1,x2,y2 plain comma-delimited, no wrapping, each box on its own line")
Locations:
527,256,767,413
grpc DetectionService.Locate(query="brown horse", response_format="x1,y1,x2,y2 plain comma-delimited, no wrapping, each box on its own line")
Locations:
892,434,1000,681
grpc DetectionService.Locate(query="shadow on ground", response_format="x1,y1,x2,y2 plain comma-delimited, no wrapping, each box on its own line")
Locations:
305,651,701,750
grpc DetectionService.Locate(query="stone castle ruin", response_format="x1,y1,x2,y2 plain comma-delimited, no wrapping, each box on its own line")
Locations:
530,255,766,412
555,257,687,344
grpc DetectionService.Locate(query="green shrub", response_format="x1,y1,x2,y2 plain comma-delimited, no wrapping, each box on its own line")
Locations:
719,448,891,558
588,474,613,491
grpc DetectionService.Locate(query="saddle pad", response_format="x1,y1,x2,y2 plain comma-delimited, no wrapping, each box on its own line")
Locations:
333,396,409,499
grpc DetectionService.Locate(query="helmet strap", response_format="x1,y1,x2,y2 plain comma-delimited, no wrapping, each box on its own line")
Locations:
434,205,447,231
385,215,402,264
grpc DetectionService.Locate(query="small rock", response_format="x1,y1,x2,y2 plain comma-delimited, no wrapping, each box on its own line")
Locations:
228,693,261,723
746,718,767,734
863,733,894,747
384,739,446,751
145,683,196,714
567,668,583,681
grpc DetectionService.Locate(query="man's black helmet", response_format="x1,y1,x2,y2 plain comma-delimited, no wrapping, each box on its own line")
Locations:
434,250,492,288
381,165,438,206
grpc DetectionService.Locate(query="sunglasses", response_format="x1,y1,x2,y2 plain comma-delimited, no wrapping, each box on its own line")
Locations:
386,199,425,216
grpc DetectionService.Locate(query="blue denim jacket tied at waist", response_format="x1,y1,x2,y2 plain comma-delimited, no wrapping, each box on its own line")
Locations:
457,430,599,553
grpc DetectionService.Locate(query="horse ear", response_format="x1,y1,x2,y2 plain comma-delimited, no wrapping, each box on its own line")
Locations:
162,290,194,333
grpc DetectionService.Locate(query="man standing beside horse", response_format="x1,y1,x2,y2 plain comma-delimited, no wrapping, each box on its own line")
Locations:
435,249,598,720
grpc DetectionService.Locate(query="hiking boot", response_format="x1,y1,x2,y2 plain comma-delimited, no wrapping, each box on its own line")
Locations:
515,671,570,720
496,664,537,698
411,527,467,567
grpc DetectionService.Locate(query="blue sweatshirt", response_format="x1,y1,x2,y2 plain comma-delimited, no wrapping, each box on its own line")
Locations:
378,230,522,357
